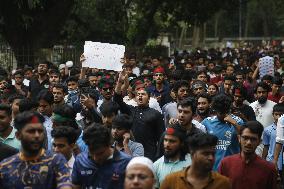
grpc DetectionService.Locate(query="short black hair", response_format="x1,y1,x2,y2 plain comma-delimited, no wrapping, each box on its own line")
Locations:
172,80,189,93
51,126,79,144
197,93,212,104
232,84,247,99
18,99,38,112
177,97,196,113
261,74,273,82
8,94,25,104
49,69,60,76
66,76,79,84
37,90,54,105
255,82,270,93
224,75,236,82
272,77,283,85
0,104,12,116
240,121,263,139
83,124,111,151
52,83,67,94
14,111,45,131
212,94,232,114
187,133,218,154
37,60,51,69
13,70,24,76
112,114,133,130
273,103,284,113
100,101,119,117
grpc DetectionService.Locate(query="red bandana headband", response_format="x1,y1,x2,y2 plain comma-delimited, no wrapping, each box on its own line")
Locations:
30,116,40,124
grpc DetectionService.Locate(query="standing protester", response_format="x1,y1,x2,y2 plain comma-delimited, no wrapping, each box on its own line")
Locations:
219,121,278,189
202,94,244,170
52,83,67,108
154,124,191,188
13,70,28,96
111,114,144,157
124,157,156,189
72,124,131,189
0,111,72,189
194,93,212,122
160,133,231,189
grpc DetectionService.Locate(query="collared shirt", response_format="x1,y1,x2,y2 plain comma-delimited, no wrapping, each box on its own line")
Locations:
72,149,131,189
113,140,144,157
0,127,21,149
160,166,231,189
263,123,283,170
68,155,75,174
0,149,72,189
154,153,192,188
219,154,278,189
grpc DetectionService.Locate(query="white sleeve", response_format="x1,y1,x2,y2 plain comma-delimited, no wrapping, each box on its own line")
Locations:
276,115,284,144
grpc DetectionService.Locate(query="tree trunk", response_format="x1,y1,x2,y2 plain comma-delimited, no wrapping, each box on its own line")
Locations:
192,21,201,48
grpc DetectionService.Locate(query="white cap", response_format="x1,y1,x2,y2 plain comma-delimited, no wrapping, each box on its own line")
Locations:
126,157,154,174
66,61,73,68
59,64,65,70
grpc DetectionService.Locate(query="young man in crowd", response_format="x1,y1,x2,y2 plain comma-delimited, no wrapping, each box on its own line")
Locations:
0,111,72,189
72,124,131,189
111,114,144,157
52,83,67,108
219,121,278,189
65,76,81,113
51,126,79,173
13,70,28,96
160,133,231,189
202,94,244,170
154,124,191,188
194,93,212,122
48,69,61,86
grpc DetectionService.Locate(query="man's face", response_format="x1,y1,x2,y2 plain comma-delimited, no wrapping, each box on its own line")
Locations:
152,59,160,67
100,86,114,100
239,128,260,155
125,164,155,189
177,86,189,101
207,85,218,96
197,73,207,83
136,90,149,106
88,76,98,87
273,111,283,123
17,123,45,154
193,85,205,96
153,73,164,84
0,80,8,90
102,114,115,128
111,127,127,141
271,84,281,95
49,74,60,85
256,87,268,101
0,110,11,133
24,70,33,80
67,81,78,91
191,146,215,172
223,80,233,94
197,97,210,115
177,105,193,126
11,99,21,116
144,78,152,88
38,99,53,117
226,67,234,76
236,75,244,84
89,146,111,165
207,63,215,71
233,93,244,106
129,58,136,66
14,74,24,85
52,87,65,103
163,134,182,159
185,63,193,70
53,137,74,160
37,64,48,75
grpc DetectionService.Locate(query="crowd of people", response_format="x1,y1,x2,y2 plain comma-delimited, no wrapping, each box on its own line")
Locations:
0,45,283,189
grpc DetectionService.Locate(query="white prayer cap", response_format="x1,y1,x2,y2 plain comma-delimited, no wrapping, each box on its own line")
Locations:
126,157,154,174
59,64,65,70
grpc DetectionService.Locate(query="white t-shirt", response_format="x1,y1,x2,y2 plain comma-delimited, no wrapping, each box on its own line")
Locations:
250,100,276,128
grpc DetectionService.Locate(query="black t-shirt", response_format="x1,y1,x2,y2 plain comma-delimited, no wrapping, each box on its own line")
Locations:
0,142,18,161
28,78,50,100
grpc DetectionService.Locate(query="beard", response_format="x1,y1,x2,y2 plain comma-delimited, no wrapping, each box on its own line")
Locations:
197,109,209,116
258,96,267,104
164,148,180,159
21,138,44,156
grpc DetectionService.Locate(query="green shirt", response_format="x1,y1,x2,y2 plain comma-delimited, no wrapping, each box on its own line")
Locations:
0,127,21,149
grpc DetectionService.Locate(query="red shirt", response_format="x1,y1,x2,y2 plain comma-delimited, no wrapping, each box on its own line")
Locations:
218,154,278,189
268,92,283,103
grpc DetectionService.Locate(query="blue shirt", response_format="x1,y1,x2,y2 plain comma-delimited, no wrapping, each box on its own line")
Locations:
202,115,244,170
72,149,131,189
263,123,283,170
0,149,72,189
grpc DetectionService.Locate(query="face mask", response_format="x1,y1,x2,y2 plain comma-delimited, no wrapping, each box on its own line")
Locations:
258,96,267,104
68,89,78,95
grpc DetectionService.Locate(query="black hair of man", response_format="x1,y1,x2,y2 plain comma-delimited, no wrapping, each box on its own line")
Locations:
273,103,284,113
187,133,218,154
36,90,54,105
98,77,114,89
49,69,60,76
52,83,68,94
212,94,232,114
83,124,112,151
232,84,247,99
261,74,274,82
66,76,79,84
240,121,263,139
51,126,79,144
70,67,81,76
38,60,51,69
172,80,189,93
255,82,270,93
272,77,283,85
14,111,45,131
177,97,197,113
223,75,236,82
18,99,38,112
100,101,119,117
0,104,12,116
197,93,212,104
112,114,133,130
87,72,99,77
13,70,24,76
8,94,25,104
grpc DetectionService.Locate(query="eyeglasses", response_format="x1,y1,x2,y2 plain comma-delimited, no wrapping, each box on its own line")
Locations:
155,73,163,77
